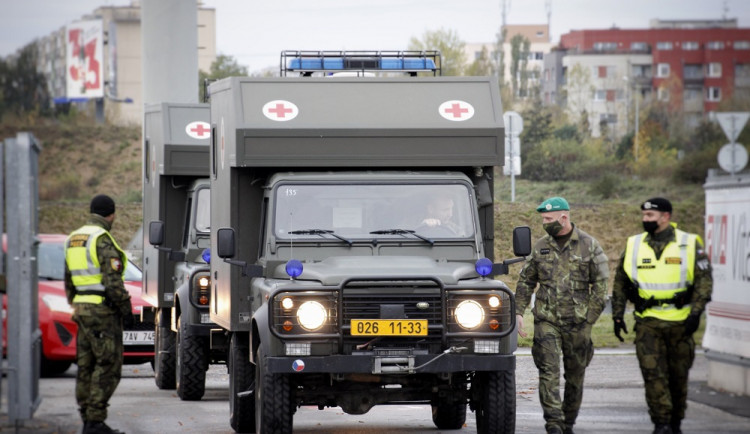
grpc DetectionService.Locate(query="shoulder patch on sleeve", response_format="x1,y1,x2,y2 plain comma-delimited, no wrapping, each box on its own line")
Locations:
540,248,550,255
110,258,123,272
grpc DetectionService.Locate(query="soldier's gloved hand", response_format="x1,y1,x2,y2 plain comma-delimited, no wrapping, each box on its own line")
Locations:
683,313,701,337
613,316,628,342
122,313,135,329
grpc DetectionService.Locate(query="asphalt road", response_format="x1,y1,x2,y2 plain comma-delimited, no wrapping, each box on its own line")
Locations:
2,349,750,433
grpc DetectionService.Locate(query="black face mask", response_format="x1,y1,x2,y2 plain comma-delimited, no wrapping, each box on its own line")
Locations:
642,221,659,234
543,220,563,237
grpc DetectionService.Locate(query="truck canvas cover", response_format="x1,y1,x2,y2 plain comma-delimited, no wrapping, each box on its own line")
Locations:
142,102,210,307
209,76,504,168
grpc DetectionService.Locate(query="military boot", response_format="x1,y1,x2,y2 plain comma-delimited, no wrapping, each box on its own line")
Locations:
653,423,673,434
85,421,125,434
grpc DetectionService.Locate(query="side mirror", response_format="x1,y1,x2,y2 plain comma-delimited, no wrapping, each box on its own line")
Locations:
512,226,532,257
149,221,165,246
217,228,236,259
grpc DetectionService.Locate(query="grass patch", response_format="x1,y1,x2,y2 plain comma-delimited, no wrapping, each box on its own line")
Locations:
517,311,707,348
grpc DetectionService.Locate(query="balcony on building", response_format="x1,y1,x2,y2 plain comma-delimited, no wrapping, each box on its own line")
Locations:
683,64,704,85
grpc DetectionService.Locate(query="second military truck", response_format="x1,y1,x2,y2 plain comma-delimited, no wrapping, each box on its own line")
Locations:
208,52,530,433
142,102,225,400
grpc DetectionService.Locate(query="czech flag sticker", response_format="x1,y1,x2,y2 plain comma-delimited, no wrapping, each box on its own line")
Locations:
292,359,305,372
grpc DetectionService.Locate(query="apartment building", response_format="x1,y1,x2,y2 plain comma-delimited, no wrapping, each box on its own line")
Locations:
543,19,750,138
464,24,552,98
31,2,216,125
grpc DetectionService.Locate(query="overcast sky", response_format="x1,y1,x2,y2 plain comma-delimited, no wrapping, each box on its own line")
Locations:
4,0,750,73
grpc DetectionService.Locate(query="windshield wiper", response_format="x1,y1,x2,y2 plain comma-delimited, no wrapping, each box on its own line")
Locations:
288,229,353,246
369,229,434,246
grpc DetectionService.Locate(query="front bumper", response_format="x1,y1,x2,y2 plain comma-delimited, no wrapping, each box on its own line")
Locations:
267,353,515,374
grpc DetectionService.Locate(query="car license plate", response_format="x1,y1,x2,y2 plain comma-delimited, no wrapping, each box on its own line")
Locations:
350,319,427,336
123,330,154,345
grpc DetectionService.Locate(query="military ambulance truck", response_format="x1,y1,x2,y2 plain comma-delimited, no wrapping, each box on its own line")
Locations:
208,54,530,433
142,102,225,400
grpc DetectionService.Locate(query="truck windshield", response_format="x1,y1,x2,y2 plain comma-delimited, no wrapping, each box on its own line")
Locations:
274,183,475,240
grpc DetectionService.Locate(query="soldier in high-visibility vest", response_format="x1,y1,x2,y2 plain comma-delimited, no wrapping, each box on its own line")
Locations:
611,197,713,434
65,194,132,434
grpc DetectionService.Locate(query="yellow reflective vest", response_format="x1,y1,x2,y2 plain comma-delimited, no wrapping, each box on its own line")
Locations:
623,228,697,321
65,225,127,304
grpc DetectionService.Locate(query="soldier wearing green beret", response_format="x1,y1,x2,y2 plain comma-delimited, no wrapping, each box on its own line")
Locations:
515,197,609,434
611,197,712,434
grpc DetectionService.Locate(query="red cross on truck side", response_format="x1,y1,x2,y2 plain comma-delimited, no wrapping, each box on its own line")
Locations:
268,103,293,118
190,123,210,136
444,103,469,118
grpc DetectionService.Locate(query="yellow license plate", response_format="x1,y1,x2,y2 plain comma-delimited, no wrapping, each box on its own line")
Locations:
350,319,428,336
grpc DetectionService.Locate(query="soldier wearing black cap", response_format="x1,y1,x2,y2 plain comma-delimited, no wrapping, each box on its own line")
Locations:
611,197,713,434
64,194,131,434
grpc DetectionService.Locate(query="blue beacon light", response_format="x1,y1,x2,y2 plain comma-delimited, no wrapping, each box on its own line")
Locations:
286,259,303,279
475,258,493,277
202,248,211,264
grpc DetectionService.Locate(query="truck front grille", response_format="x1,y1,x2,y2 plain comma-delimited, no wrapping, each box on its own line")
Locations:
340,284,444,354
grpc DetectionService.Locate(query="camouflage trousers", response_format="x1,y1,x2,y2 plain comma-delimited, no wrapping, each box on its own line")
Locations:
635,318,695,425
531,320,594,433
73,311,123,423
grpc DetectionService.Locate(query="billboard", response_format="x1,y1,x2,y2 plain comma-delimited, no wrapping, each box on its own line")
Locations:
703,178,750,358
66,20,104,99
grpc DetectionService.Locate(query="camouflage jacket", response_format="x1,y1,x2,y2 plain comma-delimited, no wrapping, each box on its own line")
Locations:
611,224,712,321
65,214,132,318
515,224,609,326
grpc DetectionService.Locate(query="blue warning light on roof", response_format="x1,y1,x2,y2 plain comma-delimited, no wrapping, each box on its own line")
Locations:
281,50,441,76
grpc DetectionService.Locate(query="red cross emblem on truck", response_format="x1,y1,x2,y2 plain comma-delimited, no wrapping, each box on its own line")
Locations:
185,121,211,139
263,100,299,121
439,100,475,121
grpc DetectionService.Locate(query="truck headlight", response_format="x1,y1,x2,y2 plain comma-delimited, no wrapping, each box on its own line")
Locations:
454,300,484,330
192,273,211,306
297,301,327,331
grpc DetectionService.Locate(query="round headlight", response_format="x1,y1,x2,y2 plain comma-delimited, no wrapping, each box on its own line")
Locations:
281,297,294,310
454,300,484,329
488,295,501,308
297,301,327,331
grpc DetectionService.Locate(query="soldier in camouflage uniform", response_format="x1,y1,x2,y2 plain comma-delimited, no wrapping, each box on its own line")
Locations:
65,195,132,434
515,197,609,434
611,198,712,434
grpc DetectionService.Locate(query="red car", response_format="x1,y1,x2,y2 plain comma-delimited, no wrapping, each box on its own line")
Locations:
2,234,154,376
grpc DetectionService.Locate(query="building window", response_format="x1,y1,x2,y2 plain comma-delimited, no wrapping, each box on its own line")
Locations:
593,42,617,51
706,41,725,50
594,90,607,101
658,87,670,101
706,87,721,101
528,52,544,61
656,41,673,50
632,64,652,78
631,42,648,51
708,62,722,77
657,63,670,77
684,64,703,79
597,65,617,78
735,41,750,50
682,41,699,50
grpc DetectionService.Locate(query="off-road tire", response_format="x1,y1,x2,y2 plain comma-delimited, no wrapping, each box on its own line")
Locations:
176,316,206,401
154,321,176,390
431,395,467,430
255,345,292,433
229,333,255,433
474,370,515,434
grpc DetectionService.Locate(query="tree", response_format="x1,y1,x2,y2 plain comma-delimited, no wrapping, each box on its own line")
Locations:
0,44,50,118
199,54,249,101
465,46,494,77
509,34,530,98
563,64,594,134
408,28,465,76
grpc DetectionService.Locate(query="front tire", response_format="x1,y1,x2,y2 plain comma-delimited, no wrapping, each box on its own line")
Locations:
255,345,292,434
176,316,206,401
229,333,255,433
474,370,515,434
431,394,467,429
154,314,176,390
